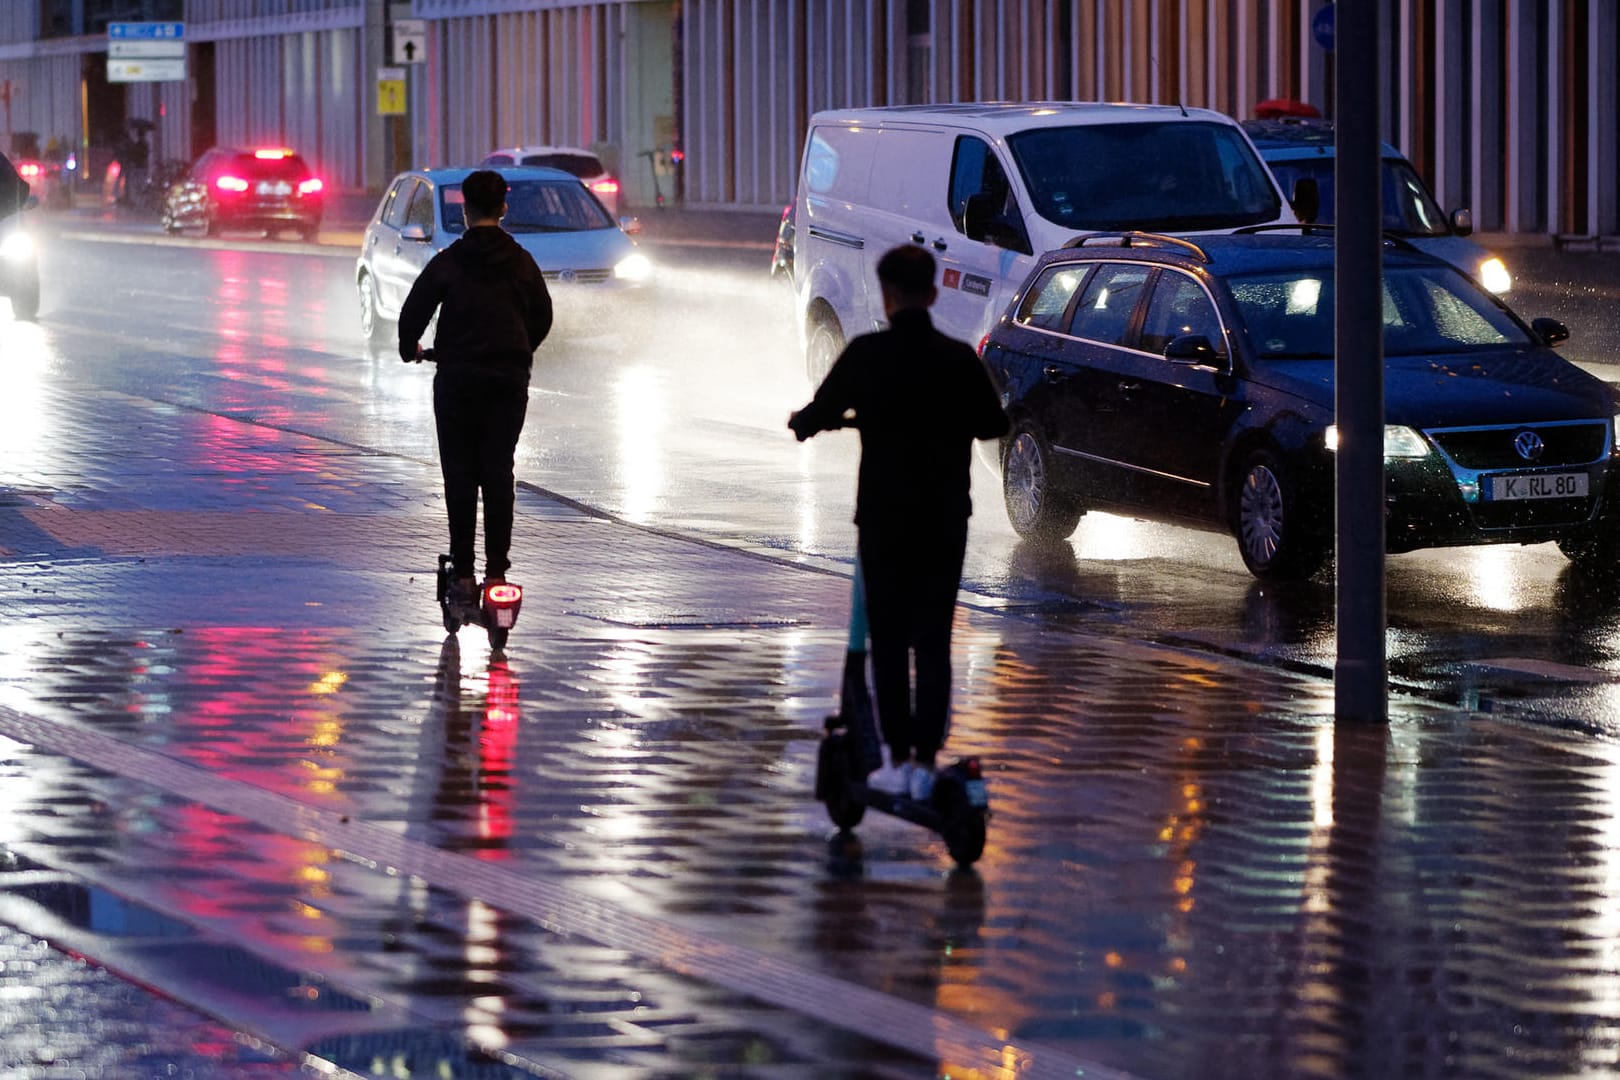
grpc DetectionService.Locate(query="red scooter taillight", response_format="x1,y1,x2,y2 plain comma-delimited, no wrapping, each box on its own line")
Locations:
483,583,524,628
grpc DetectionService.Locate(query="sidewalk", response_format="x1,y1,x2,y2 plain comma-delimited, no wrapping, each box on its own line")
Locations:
4,311,1620,1077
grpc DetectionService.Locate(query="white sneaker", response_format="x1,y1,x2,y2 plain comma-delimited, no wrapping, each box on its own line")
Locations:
865,762,912,794
907,765,935,803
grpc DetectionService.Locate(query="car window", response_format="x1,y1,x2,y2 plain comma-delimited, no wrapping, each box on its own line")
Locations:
1068,263,1152,346
439,178,612,235
403,181,436,233
1015,264,1090,332
1229,264,1529,359
517,152,603,178
1007,121,1282,231
382,178,417,228
482,153,515,166
190,150,218,181
1267,155,1450,237
1139,270,1224,356
949,136,1027,248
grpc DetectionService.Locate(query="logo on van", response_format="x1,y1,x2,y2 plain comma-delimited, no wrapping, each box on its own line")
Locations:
961,273,992,297
942,268,962,290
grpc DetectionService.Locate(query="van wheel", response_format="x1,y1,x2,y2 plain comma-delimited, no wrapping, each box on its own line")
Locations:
1232,447,1328,580
1003,424,1082,541
805,319,844,385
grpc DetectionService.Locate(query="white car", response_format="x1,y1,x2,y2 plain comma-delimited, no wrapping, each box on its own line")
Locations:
355,165,652,344
480,145,620,217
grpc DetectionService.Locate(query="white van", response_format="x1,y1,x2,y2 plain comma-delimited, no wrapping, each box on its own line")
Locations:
791,102,1298,380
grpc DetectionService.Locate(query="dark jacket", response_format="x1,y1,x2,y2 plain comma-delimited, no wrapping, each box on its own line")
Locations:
790,307,1010,528
398,225,553,380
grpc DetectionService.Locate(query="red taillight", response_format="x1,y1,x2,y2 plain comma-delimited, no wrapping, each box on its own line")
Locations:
590,178,619,195
297,177,323,196
485,583,523,605
977,333,990,357
962,757,983,780
17,162,41,180
216,175,249,193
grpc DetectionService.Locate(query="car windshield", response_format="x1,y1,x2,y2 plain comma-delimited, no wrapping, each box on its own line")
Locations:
440,178,613,234
516,152,603,179
1006,121,1282,231
1263,156,1451,237
1228,262,1533,359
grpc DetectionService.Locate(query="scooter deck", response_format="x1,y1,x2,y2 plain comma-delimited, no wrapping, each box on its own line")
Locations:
848,783,949,831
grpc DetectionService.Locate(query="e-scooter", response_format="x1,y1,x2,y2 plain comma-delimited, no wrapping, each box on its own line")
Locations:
812,565,990,868
408,348,526,650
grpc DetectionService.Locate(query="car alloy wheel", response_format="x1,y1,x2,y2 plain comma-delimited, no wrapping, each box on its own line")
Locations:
805,319,843,385
1235,448,1326,580
358,272,381,340
1003,425,1082,542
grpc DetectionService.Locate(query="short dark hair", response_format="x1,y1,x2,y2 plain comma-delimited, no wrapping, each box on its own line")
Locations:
461,170,508,221
876,245,936,302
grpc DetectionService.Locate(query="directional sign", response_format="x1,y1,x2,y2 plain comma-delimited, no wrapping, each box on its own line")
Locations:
377,67,407,116
1312,3,1335,50
110,39,185,59
108,22,185,40
109,58,186,83
392,19,426,65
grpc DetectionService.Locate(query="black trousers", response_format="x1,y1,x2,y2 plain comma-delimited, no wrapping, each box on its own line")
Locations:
434,369,528,581
858,519,968,768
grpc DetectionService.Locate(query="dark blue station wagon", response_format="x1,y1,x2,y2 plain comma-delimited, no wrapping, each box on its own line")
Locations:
981,231,1620,580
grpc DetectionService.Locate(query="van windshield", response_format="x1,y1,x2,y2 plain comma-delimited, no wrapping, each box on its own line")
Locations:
1007,121,1283,232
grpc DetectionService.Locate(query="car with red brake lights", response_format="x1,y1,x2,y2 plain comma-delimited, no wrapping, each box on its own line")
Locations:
160,146,324,240
479,146,620,217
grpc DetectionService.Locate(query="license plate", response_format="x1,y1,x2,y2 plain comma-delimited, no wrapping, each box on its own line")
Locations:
1488,472,1588,501
257,181,292,196
965,779,988,807
494,609,516,628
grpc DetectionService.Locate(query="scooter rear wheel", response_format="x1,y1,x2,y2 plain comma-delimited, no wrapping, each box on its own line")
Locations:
488,626,509,650
816,729,866,830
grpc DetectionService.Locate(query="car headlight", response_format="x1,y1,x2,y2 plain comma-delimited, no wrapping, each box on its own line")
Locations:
0,230,34,262
1325,424,1430,458
1478,256,1512,295
613,252,653,282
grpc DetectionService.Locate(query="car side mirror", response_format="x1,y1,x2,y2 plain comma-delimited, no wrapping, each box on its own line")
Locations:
401,223,430,241
1165,333,1222,366
1290,177,1320,224
1531,317,1570,347
619,215,642,235
1450,207,1474,236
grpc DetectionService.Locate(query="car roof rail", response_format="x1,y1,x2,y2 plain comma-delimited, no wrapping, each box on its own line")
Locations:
1232,222,1422,253
1062,231,1211,262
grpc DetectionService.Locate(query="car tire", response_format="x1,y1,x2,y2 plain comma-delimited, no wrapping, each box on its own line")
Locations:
299,225,319,243
357,272,384,342
8,273,40,321
1232,447,1328,581
204,214,221,237
1002,423,1083,541
805,317,843,385
160,213,179,235
1557,532,1620,577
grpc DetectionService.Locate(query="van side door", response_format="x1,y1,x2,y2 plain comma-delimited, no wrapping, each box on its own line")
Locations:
933,135,1037,346
798,123,879,344
860,125,956,331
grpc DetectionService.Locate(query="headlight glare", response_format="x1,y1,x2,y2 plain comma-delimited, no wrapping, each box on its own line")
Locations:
1324,424,1430,458
0,230,34,262
613,252,653,282
1478,256,1512,295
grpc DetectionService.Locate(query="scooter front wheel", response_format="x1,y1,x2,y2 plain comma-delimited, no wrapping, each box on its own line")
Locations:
933,774,987,868
816,727,866,830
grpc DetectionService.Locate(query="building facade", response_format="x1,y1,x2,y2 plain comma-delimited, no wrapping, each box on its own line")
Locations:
0,0,1614,240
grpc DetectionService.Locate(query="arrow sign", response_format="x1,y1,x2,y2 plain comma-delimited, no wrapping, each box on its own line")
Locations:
392,19,426,65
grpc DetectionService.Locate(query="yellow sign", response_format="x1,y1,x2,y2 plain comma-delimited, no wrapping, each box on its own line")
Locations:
377,67,406,116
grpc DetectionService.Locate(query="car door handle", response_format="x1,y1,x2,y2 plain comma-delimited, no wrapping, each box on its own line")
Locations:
932,238,948,251
1042,364,1065,383
911,232,926,244
1117,380,1142,393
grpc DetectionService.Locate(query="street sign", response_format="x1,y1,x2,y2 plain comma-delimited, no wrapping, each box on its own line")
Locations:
108,22,185,82
1312,3,1335,51
109,58,186,83
392,19,427,65
108,22,185,41
377,67,407,116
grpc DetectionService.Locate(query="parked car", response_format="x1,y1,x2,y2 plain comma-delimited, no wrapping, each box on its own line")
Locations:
0,195,40,320
160,146,324,240
791,102,1298,383
770,202,794,281
355,165,653,343
480,146,620,217
981,230,1620,580
1242,116,1512,295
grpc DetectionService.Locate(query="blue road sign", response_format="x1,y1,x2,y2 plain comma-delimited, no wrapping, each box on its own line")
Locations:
108,22,185,40
1312,4,1335,51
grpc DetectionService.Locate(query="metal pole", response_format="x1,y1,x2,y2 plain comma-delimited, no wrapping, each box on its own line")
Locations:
1334,0,1387,722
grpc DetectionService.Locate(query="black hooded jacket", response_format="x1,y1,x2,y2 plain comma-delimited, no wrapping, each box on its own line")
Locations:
398,225,553,381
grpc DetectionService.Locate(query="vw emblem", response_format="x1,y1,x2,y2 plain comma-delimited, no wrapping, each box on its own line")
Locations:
1513,429,1546,461
558,269,577,283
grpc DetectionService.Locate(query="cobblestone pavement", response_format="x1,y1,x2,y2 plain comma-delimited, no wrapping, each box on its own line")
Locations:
6,346,1620,1077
